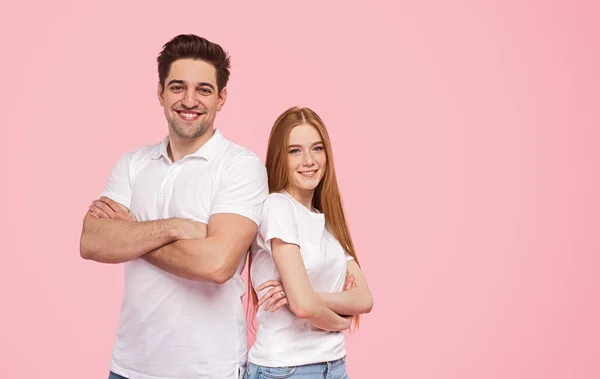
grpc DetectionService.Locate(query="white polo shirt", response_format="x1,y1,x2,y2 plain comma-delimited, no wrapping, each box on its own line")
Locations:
249,192,354,367
99,129,268,379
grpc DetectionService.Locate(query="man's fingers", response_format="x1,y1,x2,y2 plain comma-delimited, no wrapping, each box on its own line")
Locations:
99,196,124,213
90,204,110,218
92,200,115,217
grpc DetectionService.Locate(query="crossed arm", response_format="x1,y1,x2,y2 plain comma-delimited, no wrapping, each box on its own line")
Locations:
316,260,373,316
142,213,257,283
80,197,256,284
80,197,207,263
256,239,373,332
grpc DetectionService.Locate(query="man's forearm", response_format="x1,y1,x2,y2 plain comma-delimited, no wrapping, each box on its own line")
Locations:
143,238,233,284
142,213,256,283
80,216,183,263
319,289,374,316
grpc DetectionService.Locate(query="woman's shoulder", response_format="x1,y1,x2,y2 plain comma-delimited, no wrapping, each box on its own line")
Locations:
260,193,301,226
264,192,296,209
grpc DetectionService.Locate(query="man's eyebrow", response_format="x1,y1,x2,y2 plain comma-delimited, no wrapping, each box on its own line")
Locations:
167,80,215,91
167,79,185,86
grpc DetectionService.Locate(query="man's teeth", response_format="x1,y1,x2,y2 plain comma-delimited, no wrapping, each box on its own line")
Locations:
181,113,198,118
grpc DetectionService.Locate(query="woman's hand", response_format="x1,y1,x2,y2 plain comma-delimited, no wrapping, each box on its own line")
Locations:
344,270,357,291
257,280,288,312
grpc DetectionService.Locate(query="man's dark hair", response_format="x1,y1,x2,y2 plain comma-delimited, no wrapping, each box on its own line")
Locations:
157,34,231,93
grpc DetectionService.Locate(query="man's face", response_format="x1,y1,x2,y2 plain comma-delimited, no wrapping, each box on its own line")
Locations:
158,59,226,140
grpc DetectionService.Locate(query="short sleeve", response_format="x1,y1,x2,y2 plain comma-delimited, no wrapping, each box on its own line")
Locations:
259,195,300,253
99,152,132,210
210,155,268,226
345,252,355,262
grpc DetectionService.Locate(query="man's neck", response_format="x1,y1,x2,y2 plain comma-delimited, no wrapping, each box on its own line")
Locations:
168,128,215,162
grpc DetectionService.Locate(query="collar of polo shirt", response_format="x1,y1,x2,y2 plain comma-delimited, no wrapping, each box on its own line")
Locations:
150,129,226,162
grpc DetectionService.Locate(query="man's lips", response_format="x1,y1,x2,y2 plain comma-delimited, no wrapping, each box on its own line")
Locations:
175,109,205,121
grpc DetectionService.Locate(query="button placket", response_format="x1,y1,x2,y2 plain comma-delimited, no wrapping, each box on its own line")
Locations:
157,163,178,217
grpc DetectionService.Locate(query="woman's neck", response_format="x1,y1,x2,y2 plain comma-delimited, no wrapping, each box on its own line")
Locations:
287,187,315,211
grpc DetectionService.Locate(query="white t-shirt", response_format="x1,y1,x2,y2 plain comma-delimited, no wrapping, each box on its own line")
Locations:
248,192,353,367
100,129,268,379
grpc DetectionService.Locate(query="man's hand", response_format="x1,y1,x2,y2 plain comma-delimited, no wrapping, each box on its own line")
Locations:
89,197,207,240
89,197,135,221
257,280,288,312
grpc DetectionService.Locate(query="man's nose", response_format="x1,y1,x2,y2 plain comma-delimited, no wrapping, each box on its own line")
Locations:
182,89,198,108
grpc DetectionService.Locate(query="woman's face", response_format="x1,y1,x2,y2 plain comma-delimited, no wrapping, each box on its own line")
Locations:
286,123,327,194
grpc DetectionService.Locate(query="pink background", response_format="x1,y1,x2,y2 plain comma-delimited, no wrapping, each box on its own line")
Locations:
1,0,598,378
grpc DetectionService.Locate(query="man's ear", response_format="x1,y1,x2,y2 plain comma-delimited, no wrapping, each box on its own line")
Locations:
157,82,165,106
217,87,227,111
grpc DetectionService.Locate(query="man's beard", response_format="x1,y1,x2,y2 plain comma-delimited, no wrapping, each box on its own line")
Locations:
169,118,210,139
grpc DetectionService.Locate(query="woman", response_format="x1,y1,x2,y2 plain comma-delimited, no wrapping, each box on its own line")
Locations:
247,106,373,379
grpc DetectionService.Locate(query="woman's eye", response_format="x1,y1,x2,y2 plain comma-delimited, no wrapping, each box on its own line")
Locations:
288,149,301,154
313,146,324,151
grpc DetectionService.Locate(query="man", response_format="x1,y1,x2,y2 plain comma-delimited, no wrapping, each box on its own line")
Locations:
80,34,268,379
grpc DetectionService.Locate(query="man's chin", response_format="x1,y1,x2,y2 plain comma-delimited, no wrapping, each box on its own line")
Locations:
170,123,209,140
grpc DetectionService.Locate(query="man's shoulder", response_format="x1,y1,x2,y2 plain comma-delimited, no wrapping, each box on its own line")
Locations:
220,138,263,165
119,141,162,165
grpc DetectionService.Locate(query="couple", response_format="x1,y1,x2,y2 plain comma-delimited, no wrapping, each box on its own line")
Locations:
80,34,373,379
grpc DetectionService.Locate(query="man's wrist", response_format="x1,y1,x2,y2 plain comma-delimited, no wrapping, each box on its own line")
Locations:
163,218,185,241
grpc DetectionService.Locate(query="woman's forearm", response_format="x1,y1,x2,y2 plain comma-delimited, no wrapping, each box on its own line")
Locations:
319,289,373,316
